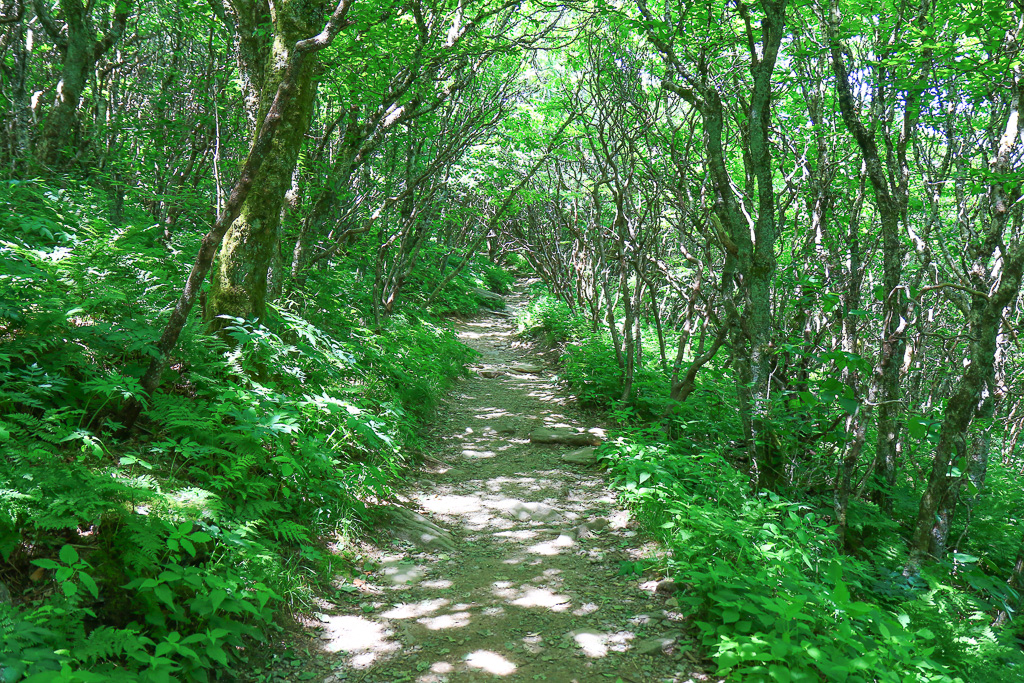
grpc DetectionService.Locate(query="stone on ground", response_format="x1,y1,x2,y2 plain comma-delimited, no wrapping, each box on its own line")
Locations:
561,446,599,465
510,362,544,374
637,634,680,655
470,287,505,308
573,517,610,539
378,505,455,551
504,500,563,523
530,426,603,447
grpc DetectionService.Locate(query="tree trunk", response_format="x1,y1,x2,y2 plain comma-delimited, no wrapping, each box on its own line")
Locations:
620,262,635,403
825,0,924,514
904,280,1018,571
836,176,868,550
119,0,356,429
907,72,1024,571
7,10,30,174
206,1,320,333
33,0,131,167
993,527,1024,627
642,0,786,490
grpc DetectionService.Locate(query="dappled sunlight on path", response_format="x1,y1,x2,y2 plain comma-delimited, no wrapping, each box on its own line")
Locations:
316,285,715,683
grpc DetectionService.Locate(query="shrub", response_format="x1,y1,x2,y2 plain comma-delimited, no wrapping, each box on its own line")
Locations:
598,432,1024,682
0,179,479,680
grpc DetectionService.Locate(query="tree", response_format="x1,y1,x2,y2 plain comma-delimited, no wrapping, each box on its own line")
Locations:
32,0,132,167
638,0,788,489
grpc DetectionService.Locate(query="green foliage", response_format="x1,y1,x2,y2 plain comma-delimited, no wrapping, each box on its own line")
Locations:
479,262,515,295
599,431,1024,682
533,280,1024,682
563,335,622,405
516,290,586,346
0,179,478,680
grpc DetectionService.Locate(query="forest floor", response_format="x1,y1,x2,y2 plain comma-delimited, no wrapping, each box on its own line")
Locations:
256,285,716,683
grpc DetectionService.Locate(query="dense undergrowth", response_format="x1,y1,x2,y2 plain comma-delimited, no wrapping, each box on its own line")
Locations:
518,284,1024,682
0,179,511,681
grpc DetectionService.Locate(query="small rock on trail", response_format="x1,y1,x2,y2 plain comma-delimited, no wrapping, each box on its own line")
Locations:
529,426,603,447
562,446,600,465
509,362,544,374
378,505,456,552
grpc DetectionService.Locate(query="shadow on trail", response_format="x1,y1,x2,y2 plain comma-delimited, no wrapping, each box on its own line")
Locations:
314,289,709,683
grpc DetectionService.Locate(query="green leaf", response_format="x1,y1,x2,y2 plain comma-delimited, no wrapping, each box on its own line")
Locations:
952,552,979,564
154,584,175,607
832,579,850,605
838,396,859,415
209,589,227,612
769,664,792,683
59,545,79,565
31,559,61,570
206,644,228,666
79,571,99,599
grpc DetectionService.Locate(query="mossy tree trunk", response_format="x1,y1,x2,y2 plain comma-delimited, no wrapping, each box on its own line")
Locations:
906,72,1024,571
825,0,932,514
639,0,787,491
121,0,356,429
206,0,320,333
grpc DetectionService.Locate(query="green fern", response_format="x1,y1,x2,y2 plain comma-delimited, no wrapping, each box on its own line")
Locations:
74,626,149,666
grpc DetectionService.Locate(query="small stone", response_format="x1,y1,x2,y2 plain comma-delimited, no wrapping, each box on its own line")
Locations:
478,369,502,378
378,505,456,551
634,612,669,625
510,363,544,374
561,447,599,465
655,579,680,595
507,501,563,522
493,420,517,435
470,287,506,307
530,427,603,447
637,635,677,655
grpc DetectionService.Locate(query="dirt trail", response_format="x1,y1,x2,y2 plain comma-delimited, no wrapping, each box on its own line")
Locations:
316,287,704,683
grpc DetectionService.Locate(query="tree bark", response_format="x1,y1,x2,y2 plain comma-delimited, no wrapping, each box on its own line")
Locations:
206,0,323,333
825,0,927,513
835,176,868,550
905,253,1023,571
639,0,787,490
